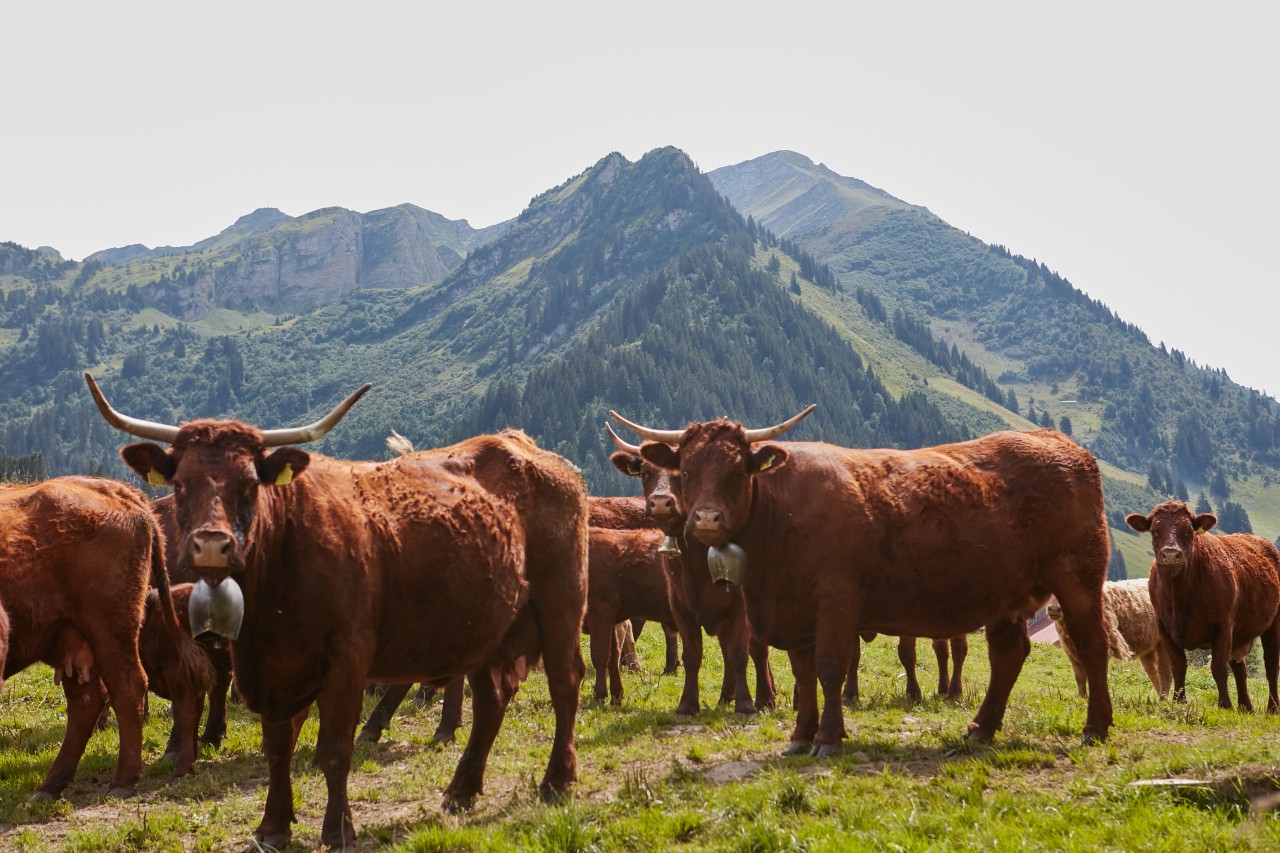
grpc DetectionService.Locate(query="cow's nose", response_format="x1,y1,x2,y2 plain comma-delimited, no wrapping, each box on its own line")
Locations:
191,529,235,568
692,508,723,529
648,494,676,518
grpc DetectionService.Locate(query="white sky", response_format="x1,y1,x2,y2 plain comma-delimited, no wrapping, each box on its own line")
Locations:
4,2,1276,395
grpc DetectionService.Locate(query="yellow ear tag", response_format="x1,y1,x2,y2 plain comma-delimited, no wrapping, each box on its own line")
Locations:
146,469,167,487
274,463,294,486
759,454,775,471
1195,527,1204,535
628,462,642,476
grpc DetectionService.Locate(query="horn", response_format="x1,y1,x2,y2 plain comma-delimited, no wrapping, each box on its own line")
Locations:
85,373,181,443
260,384,373,447
604,422,642,455
608,410,686,445
742,404,817,443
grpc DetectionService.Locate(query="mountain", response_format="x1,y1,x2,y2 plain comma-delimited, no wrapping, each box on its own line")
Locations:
75,204,514,319
2,147,1278,560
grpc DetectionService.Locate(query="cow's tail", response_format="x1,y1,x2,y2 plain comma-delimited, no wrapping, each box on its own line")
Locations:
1100,595,1133,661
150,525,216,692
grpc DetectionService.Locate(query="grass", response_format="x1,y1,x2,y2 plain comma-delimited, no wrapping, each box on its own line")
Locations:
2,631,1280,851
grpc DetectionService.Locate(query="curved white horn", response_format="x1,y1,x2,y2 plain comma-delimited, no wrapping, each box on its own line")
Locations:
85,373,181,443
604,422,643,455
742,404,817,443
260,384,373,447
608,410,686,445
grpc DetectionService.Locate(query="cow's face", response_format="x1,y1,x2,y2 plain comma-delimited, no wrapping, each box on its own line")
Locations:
121,421,310,584
1126,501,1216,574
610,450,682,526
641,420,789,549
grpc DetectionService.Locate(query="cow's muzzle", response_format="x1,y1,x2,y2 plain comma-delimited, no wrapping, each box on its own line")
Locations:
690,508,730,548
190,529,235,569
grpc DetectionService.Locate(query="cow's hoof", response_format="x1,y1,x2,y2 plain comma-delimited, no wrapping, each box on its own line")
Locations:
1080,728,1109,746
160,750,179,764
29,790,57,804
252,830,291,851
431,730,458,744
105,786,135,800
674,704,699,717
782,741,813,757
356,727,383,744
811,743,842,758
734,702,757,716
442,793,476,814
538,783,572,805
200,734,225,750
965,723,996,743
610,695,623,706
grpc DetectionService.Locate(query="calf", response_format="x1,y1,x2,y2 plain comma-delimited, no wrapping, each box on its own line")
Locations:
1127,501,1280,710
1048,578,1173,699
140,584,229,777
585,527,679,704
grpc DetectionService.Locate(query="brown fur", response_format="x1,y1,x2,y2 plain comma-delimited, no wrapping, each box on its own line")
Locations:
118,423,587,849
1048,578,1173,698
609,451,776,716
1127,501,1280,710
0,476,203,798
640,423,1113,751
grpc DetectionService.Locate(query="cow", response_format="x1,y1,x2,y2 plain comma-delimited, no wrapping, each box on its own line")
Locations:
87,374,588,850
0,475,209,799
584,526,679,704
1126,501,1280,710
1048,578,1173,699
844,634,969,704
139,583,230,777
607,425,776,716
612,407,1114,753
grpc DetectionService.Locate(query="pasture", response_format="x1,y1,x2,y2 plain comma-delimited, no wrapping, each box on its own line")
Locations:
2,632,1279,851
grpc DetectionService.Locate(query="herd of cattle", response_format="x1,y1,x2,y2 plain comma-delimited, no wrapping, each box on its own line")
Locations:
1,374,1278,848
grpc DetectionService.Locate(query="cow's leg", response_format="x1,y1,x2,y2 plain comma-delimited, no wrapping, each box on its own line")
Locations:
931,637,950,697
165,686,202,778
1209,630,1236,709
1263,623,1280,713
947,635,968,699
415,683,439,706
1161,622,1188,701
785,647,819,756
1229,645,1253,712
1052,588,1113,743
358,682,414,743
92,644,149,797
670,600,704,716
898,637,923,703
254,708,308,850
1137,650,1168,699
750,637,776,711
585,613,613,704
315,686,365,848
32,675,111,801
201,662,231,748
662,623,680,676
619,620,642,673
444,665,516,811
607,623,625,705
433,675,466,743
718,619,755,715
1155,645,1175,700
842,635,862,706
530,599,585,802
968,618,1031,742
814,626,854,756
1067,651,1089,698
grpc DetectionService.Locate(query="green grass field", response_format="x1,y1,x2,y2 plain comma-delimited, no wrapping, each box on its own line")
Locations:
2,630,1279,851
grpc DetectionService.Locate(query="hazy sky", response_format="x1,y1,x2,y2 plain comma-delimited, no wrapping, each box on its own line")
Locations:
4,2,1275,395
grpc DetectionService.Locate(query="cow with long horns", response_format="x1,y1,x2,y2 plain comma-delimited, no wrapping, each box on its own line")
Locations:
607,424,776,715
611,407,1113,752
86,374,589,850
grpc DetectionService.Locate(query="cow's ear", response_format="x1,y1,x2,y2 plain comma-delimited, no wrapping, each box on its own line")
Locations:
257,447,311,487
1125,513,1152,533
1194,513,1218,534
120,442,175,486
749,443,790,475
610,451,644,478
639,442,679,472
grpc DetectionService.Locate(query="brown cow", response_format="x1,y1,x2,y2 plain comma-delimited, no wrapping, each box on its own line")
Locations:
608,426,776,715
88,375,588,850
0,476,209,799
584,527,679,704
139,583,228,777
1126,501,1280,710
614,408,1114,753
